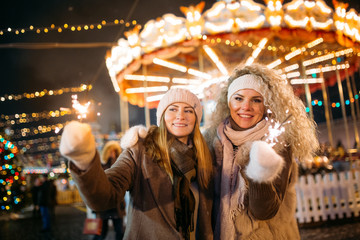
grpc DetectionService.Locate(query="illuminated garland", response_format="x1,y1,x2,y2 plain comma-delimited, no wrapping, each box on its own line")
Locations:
11,122,67,139
0,109,72,128
0,136,26,212
0,84,92,102
0,19,138,36
16,136,61,154
16,135,61,147
0,135,18,161
311,93,360,108
22,166,67,175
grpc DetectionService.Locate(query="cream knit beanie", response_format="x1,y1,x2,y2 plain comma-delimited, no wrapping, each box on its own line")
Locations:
227,74,264,104
156,88,202,126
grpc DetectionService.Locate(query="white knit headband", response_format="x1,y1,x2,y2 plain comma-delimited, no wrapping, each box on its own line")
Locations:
227,74,264,103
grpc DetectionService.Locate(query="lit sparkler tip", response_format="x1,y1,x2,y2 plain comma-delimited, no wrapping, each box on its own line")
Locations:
55,126,63,134
71,94,91,120
265,114,292,148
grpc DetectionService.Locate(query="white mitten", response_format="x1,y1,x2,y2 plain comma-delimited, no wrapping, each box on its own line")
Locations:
245,141,284,183
59,121,96,170
120,125,148,149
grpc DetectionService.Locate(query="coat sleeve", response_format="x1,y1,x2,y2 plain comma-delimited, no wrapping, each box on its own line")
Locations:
247,147,293,220
69,143,140,212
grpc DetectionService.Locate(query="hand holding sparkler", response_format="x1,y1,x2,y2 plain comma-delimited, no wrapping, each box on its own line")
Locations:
245,110,292,183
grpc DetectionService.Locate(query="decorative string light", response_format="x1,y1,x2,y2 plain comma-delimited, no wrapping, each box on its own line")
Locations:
22,166,67,175
0,84,92,102
19,141,60,154
0,136,18,161
305,63,350,75
16,135,61,147
311,96,358,108
0,19,138,37
0,109,72,127
302,48,353,67
11,123,67,139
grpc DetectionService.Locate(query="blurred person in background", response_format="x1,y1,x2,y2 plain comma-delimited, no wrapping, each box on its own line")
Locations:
93,141,125,240
31,176,41,218
38,174,52,232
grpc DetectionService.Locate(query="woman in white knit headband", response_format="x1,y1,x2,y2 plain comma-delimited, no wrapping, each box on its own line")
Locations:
205,63,318,240
59,88,213,240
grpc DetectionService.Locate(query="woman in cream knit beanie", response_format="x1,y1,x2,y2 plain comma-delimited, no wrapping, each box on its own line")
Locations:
156,88,203,126
59,87,214,240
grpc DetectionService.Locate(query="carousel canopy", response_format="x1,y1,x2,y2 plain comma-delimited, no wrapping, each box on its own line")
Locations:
105,0,360,108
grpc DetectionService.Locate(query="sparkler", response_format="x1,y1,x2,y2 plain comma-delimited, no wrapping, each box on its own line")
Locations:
264,109,292,147
71,94,91,121
54,95,91,134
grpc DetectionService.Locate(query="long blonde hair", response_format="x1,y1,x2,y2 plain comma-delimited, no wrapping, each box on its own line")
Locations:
209,63,319,162
145,116,213,188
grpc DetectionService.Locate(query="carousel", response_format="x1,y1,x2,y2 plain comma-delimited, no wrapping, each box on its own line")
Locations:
105,0,360,150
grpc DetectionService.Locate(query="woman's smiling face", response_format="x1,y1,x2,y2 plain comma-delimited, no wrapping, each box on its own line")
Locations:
164,102,196,144
228,89,265,129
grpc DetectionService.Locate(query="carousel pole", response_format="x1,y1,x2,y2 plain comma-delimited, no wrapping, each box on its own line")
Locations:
336,67,351,149
142,64,151,128
354,57,360,120
119,95,129,133
345,65,359,148
198,44,206,126
300,59,313,119
319,66,334,148
350,72,360,120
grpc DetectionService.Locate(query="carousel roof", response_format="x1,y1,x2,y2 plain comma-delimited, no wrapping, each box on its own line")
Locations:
105,0,360,108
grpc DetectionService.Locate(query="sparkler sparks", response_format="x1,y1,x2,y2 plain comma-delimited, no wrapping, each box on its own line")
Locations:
72,95,91,120
264,109,292,147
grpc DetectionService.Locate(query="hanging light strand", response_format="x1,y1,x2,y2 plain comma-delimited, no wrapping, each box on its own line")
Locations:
0,19,138,36
0,109,72,128
0,84,92,102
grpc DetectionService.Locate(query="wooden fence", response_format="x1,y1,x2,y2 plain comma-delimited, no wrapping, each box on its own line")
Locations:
295,170,360,223
55,170,360,224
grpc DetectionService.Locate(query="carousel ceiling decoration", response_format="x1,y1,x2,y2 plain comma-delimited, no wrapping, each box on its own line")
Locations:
105,0,360,108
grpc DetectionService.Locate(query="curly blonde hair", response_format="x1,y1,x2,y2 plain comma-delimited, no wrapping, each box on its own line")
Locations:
208,63,319,162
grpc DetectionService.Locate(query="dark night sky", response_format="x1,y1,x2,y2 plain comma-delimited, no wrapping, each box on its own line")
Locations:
0,0,217,134
1,0,360,136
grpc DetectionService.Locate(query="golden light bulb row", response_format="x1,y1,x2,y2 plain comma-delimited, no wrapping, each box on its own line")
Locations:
11,122,68,139
0,84,92,102
0,109,72,128
0,19,137,36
